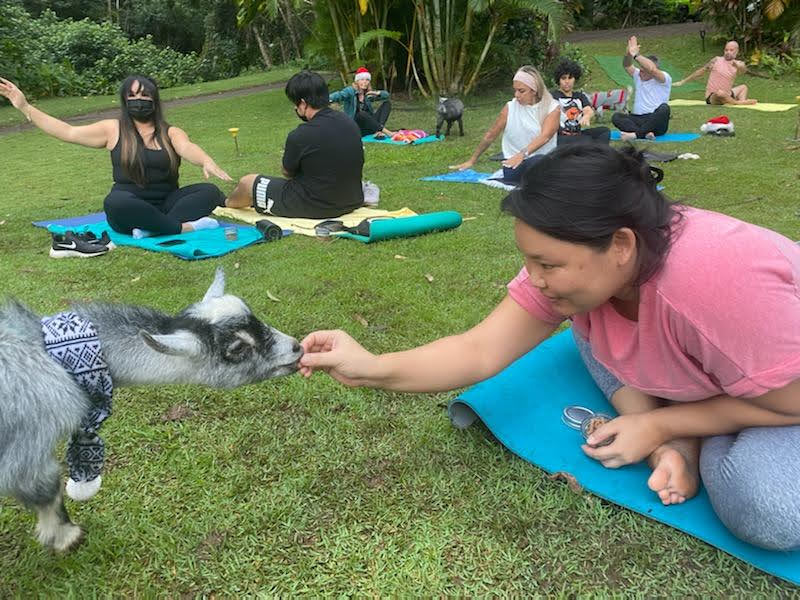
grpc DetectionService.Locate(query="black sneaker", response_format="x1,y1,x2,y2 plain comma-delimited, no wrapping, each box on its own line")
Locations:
50,231,109,258
76,230,116,250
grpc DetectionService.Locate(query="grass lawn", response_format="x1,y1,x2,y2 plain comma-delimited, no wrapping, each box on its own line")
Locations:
1,32,799,596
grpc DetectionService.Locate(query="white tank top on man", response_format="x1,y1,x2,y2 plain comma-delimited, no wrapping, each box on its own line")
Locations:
501,97,559,159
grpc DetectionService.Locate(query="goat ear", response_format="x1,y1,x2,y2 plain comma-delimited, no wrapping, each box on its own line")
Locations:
202,267,226,302
140,330,203,357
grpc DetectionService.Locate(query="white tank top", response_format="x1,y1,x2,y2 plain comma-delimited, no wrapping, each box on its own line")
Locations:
501,97,559,159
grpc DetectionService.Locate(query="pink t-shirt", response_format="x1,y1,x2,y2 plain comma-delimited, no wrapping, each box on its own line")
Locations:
508,207,800,401
705,57,739,98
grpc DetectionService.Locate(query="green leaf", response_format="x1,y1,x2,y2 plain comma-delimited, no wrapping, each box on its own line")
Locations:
353,28,402,53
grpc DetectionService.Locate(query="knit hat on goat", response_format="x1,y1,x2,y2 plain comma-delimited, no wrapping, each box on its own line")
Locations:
354,66,371,81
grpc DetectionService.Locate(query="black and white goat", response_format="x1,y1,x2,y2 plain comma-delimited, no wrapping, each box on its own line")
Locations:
0,268,302,552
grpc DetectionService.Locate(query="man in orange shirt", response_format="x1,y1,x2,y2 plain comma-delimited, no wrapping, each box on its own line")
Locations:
674,41,757,105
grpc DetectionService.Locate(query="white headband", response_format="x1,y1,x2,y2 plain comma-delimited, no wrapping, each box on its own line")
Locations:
355,72,371,82
513,70,538,92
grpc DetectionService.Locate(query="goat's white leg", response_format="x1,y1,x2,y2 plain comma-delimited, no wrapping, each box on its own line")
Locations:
35,491,83,552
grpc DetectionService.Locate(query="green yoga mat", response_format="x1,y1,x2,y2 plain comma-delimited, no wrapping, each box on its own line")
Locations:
593,55,703,92
335,211,462,243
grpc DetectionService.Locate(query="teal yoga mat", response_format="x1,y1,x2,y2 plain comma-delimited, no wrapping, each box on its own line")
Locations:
33,212,283,260
449,328,800,585
335,211,462,243
593,55,703,92
362,133,443,145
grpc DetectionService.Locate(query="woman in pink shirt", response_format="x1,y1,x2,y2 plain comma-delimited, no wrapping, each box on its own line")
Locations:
299,144,800,550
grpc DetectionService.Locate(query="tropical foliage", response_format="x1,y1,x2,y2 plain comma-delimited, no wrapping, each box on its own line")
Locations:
701,0,800,54
240,0,568,96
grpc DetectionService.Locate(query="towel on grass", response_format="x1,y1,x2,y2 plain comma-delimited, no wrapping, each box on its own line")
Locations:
362,133,444,145
33,213,269,260
449,328,800,586
669,98,797,112
214,205,417,237
419,169,494,183
593,55,703,92
611,131,700,142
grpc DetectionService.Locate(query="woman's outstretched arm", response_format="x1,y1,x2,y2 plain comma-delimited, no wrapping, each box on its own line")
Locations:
0,77,113,149
300,295,557,393
168,126,232,182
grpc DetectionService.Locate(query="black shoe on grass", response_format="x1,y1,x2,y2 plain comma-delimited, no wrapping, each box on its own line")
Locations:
50,231,109,258
76,230,116,250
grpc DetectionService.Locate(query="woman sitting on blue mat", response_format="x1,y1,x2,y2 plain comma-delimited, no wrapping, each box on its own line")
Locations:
329,66,395,138
0,75,231,238
450,65,559,184
300,143,800,551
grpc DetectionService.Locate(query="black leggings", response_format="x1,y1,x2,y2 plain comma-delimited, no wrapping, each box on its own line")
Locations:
104,183,225,235
354,101,392,136
611,103,671,138
558,126,611,146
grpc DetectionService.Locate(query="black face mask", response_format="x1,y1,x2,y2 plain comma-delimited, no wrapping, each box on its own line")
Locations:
295,105,308,122
127,98,155,121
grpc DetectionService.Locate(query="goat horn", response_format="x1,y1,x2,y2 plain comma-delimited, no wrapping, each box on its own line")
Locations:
202,267,226,302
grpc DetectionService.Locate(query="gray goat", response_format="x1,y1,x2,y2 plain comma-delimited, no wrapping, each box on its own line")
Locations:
0,268,302,552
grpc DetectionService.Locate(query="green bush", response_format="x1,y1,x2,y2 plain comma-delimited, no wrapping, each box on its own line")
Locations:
0,3,243,100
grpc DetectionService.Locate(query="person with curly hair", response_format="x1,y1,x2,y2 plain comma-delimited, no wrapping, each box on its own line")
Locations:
550,58,610,145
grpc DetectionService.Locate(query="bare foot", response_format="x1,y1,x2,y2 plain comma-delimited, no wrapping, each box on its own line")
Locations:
620,131,636,141
645,132,656,140
647,445,699,505
742,99,757,105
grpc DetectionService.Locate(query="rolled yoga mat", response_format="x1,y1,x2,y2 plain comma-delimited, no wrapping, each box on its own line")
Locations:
335,211,462,243
448,328,800,585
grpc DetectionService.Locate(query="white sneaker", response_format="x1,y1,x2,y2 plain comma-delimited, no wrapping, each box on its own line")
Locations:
362,180,380,206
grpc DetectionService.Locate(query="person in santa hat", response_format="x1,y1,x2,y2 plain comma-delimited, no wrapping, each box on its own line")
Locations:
330,66,395,138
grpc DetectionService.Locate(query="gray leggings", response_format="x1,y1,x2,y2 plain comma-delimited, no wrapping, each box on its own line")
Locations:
573,329,800,551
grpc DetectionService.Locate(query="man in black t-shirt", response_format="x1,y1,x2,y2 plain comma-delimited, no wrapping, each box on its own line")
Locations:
550,58,610,145
226,71,364,219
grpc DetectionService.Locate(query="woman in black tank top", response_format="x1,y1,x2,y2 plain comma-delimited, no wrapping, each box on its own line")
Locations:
0,74,232,237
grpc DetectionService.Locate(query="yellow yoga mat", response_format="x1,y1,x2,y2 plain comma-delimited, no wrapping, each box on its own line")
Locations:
214,205,417,237
669,99,797,112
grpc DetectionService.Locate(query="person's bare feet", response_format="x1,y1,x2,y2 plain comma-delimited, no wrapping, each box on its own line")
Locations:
620,131,636,141
645,132,656,140
741,99,758,105
647,444,700,505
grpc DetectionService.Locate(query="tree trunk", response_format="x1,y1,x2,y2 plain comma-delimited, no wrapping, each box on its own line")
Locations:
464,21,498,95
431,0,445,91
418,1,442,92
278,0,303,59
277,36,290,64
415,2,437,96
327,0,351,77
451,4,473,94
252,25,273,69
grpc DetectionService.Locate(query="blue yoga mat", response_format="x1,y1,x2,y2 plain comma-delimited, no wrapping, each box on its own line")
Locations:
33,212,286,260
362,133,443,145
611,131,700,142
449,329,800,585
419,169,493,183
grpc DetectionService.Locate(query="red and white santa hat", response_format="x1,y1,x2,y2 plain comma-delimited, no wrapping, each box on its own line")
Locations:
354,66,371,82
